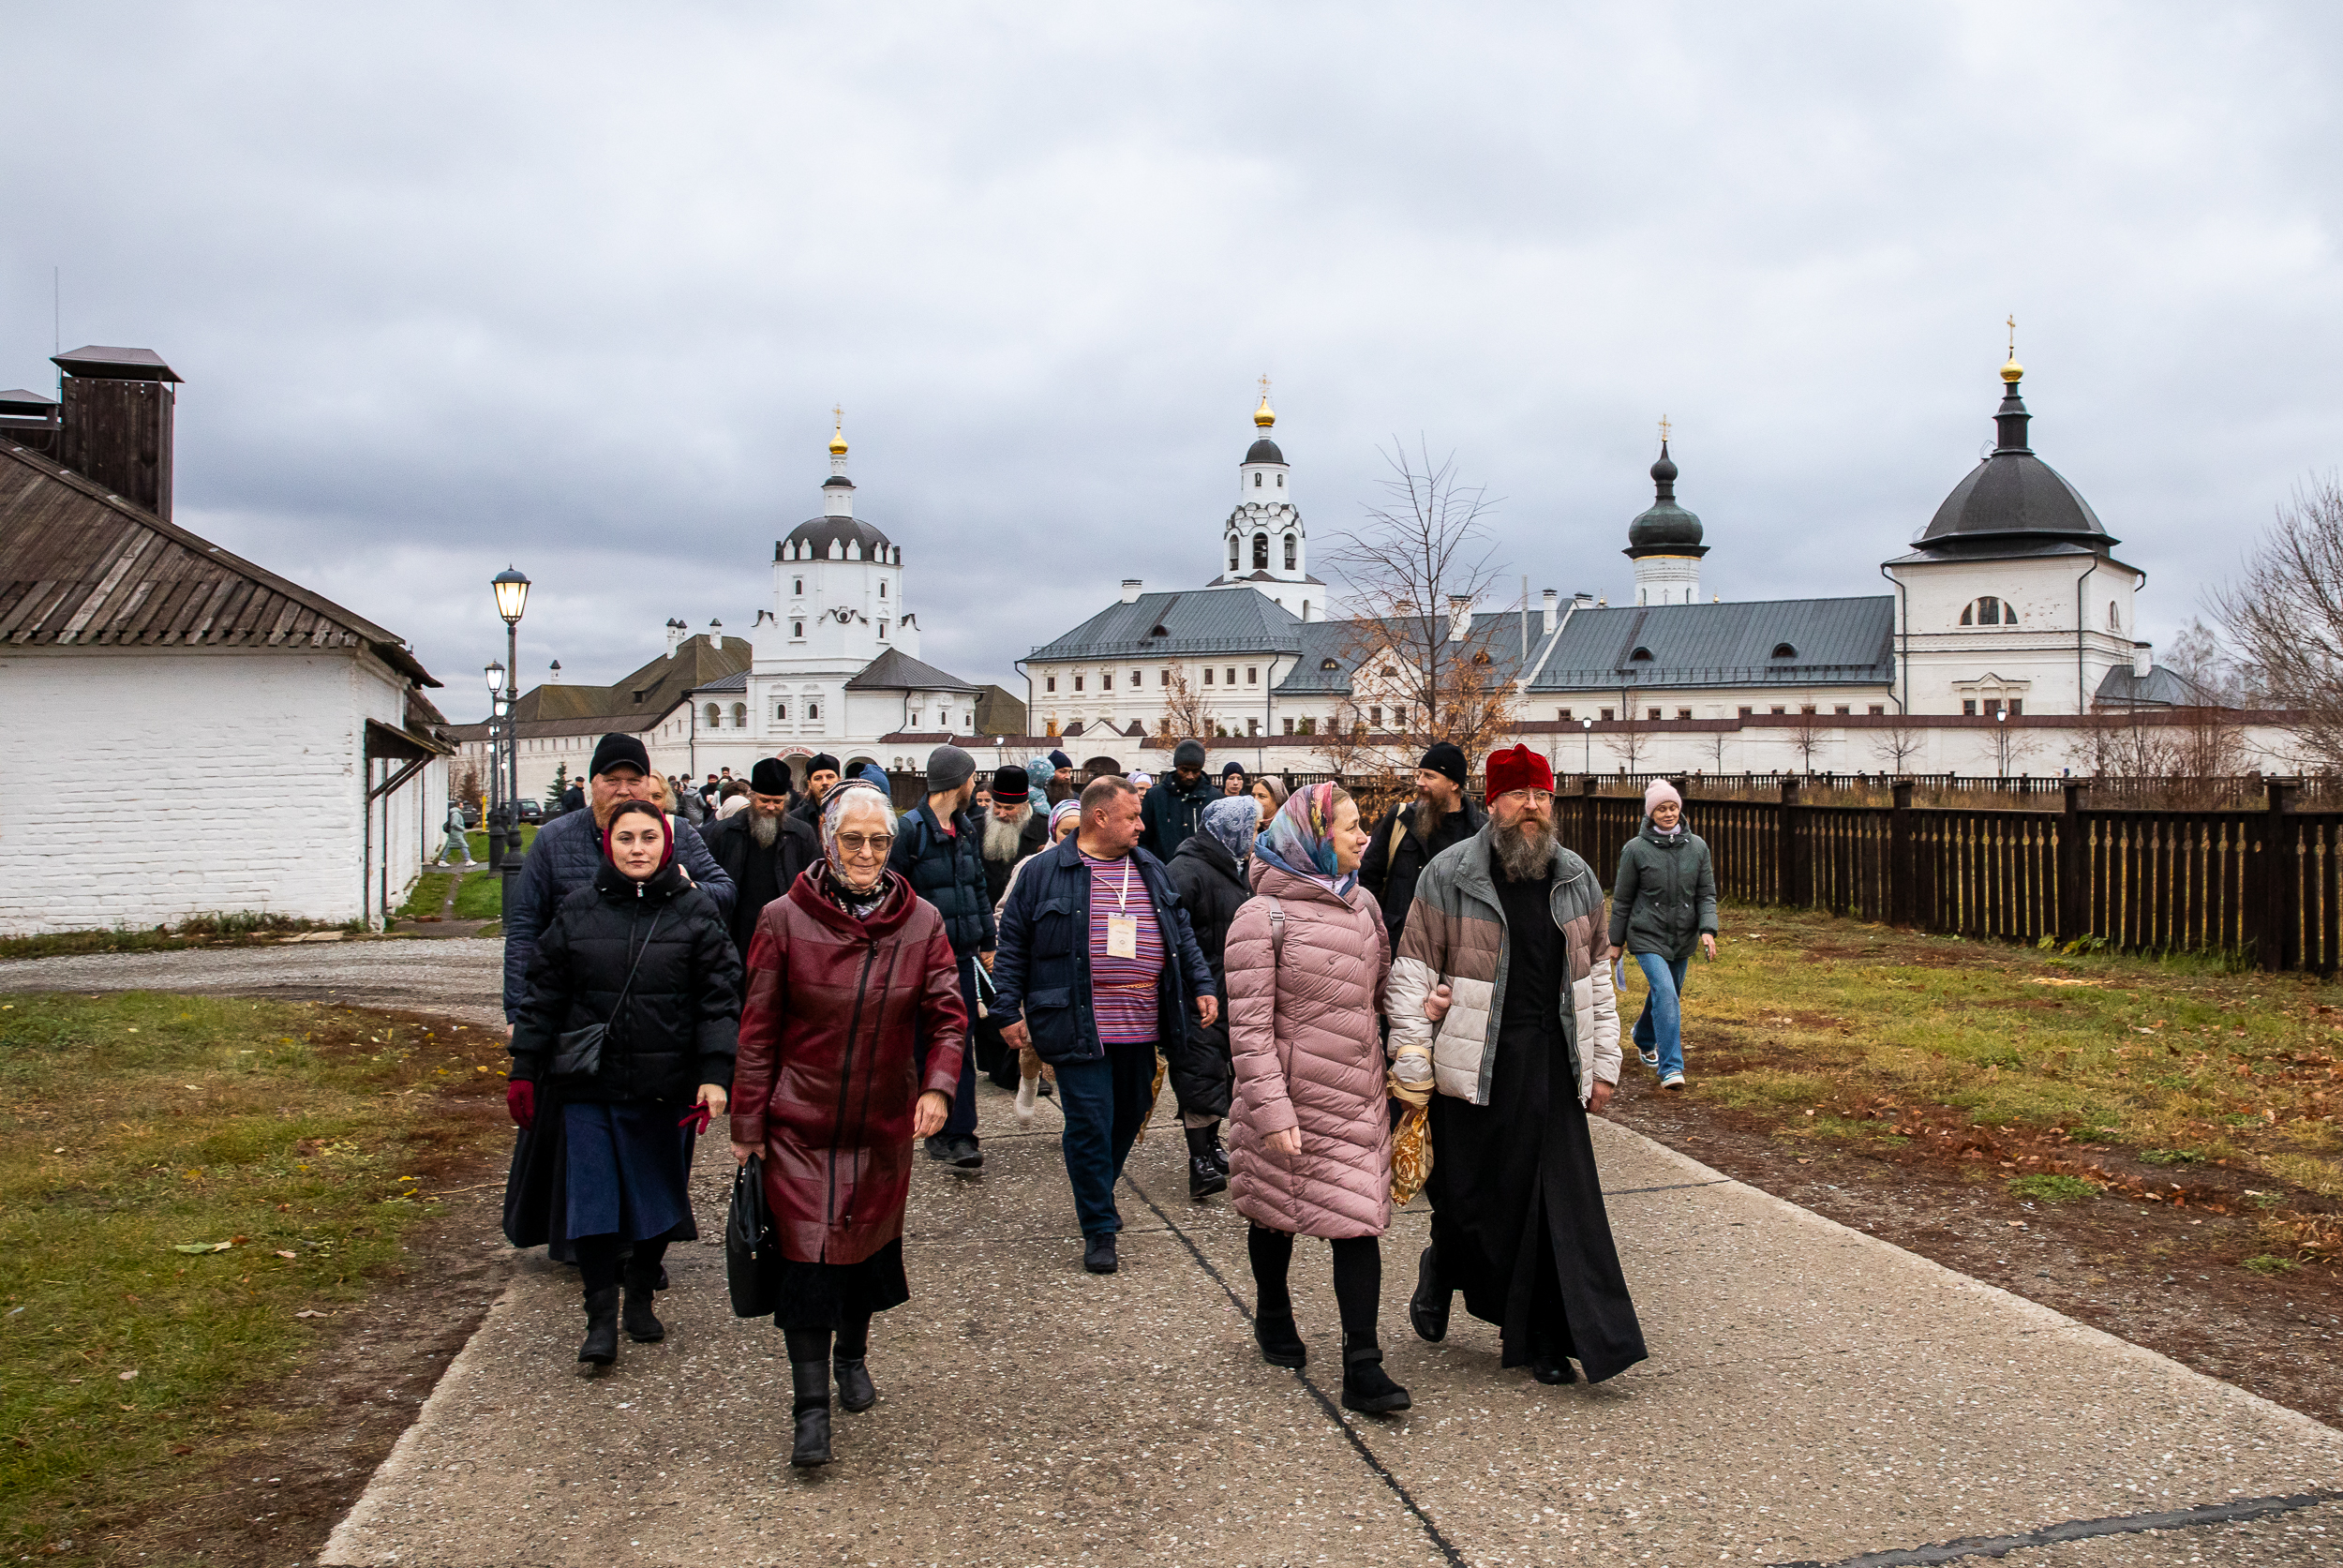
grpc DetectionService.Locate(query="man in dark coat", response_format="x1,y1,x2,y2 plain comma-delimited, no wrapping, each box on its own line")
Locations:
974,763,1050,1087
886,743,994,1173
502,734,735,1030
1164,794,1256,1198
705,756,818,958
1140,738,1216,861
993,774,1216,1276
790,754,843,828
1358,741,1486,949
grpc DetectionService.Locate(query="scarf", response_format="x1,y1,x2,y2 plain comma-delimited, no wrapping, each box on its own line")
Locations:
815,779,896,918
1201,795,1259,863
1253,782,1356,896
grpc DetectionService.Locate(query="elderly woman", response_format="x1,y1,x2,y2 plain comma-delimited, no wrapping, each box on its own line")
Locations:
1224,784,1409,1414
1165,794,1260,1198
505,800,740,1370
729,779,967,1469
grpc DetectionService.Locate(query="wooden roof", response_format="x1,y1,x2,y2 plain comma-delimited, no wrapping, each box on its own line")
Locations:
0,438,436,685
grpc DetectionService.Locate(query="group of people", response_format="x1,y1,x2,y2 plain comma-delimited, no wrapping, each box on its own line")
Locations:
495,726,1719,1468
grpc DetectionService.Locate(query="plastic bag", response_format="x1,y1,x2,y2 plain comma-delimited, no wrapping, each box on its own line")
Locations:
1390,1103,1433,1208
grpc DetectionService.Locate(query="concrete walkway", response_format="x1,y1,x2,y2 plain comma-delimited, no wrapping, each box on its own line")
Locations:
11,943,2339,1562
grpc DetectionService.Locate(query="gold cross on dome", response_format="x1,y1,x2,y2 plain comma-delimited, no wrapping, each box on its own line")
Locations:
832,403,843,431
1658,414,1671,445
1259,372,1271,399
2007,315,2016,356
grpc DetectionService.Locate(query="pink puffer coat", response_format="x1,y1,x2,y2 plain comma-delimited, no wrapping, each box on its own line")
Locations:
1224,858,1394,1240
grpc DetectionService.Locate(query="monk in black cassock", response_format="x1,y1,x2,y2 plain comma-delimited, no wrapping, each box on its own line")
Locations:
1383,744,1647,1383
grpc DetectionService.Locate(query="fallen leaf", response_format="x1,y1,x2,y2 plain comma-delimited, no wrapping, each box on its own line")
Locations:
229,1234,248,1246
170,1443,193,1456
172,1242,231,1254
294,1309,329,1319
117,1369,138,1381
274,1249,297,1260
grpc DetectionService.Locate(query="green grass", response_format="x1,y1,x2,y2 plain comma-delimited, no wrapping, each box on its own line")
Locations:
0,914,359,963
1639,904,2343,1199
464,823,538,863
2008,1172,2098,1202
396,873,454,920
0,993,505,1561
451,872,504,920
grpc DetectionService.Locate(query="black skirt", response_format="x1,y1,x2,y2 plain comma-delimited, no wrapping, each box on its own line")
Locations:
771,1238,910,1330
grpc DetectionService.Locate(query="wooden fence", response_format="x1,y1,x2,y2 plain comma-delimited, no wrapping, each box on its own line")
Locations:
1548,778,2341,977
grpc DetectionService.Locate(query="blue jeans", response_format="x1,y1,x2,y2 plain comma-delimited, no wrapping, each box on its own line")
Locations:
916,958,984,1142
1054,1039,1158,1239
1631,952,1692,1080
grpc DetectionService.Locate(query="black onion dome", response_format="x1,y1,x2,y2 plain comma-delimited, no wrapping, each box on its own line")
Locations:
1919,375,2112,546
1624,440,1706,555
782,515,896,558
1244,437,1286,465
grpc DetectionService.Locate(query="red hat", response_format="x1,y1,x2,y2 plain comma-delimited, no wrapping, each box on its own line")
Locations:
1485,744,1555,798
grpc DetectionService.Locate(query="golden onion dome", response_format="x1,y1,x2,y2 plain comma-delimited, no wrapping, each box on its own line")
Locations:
1254,394,1276,429
2001,356,2023,384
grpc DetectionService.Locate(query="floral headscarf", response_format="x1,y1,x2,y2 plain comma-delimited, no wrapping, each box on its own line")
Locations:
1253,782,1355,895
1048,799,1083,837
816,779,897,917
1201,795,1260,863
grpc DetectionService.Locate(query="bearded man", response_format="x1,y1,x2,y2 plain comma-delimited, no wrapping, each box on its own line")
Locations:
1385,743,1646,1387
706,756,818,958
1358,741,1486,951
978,765,1049,905
500,733,736,1032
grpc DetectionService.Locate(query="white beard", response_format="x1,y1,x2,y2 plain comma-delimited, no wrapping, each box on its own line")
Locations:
749,812,780,848
982,807,1032,862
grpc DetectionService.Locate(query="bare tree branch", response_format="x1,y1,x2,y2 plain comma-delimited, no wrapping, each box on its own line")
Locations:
2211,473,2343,770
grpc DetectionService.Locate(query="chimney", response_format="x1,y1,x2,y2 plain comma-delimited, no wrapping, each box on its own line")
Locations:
709,618,724,650
664,619,684,655
2132,640,2152,679
1573,590,1596,609
547,660,562,684
1121,578,1142,604
0,387,61,456
52,346,181,520
1542,588,1560,634
1447,594,1472,643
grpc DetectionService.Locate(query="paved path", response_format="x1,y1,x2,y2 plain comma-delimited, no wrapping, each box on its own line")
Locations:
10,943,2340,1562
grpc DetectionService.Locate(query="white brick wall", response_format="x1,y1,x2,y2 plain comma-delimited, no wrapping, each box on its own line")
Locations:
0,646,446,935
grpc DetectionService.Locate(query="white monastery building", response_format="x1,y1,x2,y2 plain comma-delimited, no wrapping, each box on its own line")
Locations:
0,347,452,936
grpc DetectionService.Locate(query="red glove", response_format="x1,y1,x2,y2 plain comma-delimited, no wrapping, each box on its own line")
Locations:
677,1102,711,1135
506,1079,535,1129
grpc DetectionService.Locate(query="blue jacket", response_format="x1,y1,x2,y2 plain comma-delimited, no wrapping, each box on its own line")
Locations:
885,798,995,959
991,835,1216,1066
1140,772,1216,863
501,807,735,1021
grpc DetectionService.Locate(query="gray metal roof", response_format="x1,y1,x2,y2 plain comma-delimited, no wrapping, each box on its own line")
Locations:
1274,611,1555,695
781,515,896,560
2095,664,2216,708
52,345,182,382
845,647,980,694
0,389,59,415
1028,589,1303,662
1525,596,1894,693
1918,375,2113,549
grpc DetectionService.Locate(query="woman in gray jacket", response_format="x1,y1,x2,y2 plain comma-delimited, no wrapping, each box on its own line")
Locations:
1608,781,1717,1090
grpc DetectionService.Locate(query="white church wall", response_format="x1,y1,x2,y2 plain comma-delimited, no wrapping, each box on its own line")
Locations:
0,646,435,935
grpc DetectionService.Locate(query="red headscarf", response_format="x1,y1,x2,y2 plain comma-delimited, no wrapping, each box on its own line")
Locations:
602,799,676,869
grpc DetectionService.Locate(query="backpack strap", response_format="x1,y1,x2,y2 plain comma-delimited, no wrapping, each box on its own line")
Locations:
1260,895,1285,963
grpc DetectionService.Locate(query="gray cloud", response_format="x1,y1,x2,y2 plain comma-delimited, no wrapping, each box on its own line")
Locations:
5,3,2337,720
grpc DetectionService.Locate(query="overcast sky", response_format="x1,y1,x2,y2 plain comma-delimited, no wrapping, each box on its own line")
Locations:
6,4,2338,721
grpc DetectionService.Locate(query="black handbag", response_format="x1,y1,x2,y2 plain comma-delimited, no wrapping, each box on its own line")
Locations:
550,910,663,1083
725,1154,779,1318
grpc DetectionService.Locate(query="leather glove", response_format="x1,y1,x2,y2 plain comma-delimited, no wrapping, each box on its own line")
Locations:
506,1078,535,1129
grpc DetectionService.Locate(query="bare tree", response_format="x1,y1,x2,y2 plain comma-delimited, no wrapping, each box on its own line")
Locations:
1157,664,1215,748
1321,441,1519,773
2212,474,2343,770
1786,708,1828,773
1604,710,1650,773
1869,709,1926,773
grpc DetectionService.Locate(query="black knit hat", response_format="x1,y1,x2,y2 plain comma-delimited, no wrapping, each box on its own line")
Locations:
751,757,792,795
589,733,650,778
992,765,1031,804
1172,738,1208,770
806,753,842,777
1220,761,1247,779
1419,741,1469,788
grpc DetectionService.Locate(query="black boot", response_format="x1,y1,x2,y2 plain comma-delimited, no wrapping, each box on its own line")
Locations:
1206,1125,1230,1179
621,1261,665,1343
833,1351,876,1413
1253,1313,1306,1369
1408,1244,1450,1343
1339,1333,1410,1414
1186,1127,1228,1199
577,1286,619,1367
789,1361,832,1467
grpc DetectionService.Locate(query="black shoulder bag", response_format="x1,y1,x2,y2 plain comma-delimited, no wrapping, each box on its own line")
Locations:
726,1154,779,1318
550,909,663,1083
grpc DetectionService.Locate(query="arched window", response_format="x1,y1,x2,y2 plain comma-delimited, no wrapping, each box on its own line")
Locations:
791,620,804,637
1254,472,1262,487
2107,601,2121,632
878,620,888,639
1770,642,1798,659
1228,536,1239,572
775,703,789,722
704,703,722,725
806,702,819,721
792,577,803,595
1629,646,1654,662
1276,473,1284,487
1320,657,1340,671
731,703,747,727
1960,596,2016,627
878,581,887,599
1252,532,1269,570
1283,533,1297,571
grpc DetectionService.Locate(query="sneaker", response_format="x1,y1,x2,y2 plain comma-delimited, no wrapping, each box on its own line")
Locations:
1660,1071,1687,1091
1637,1043,1660,1068
946,1134,984,1173
1082,1232,1118,1275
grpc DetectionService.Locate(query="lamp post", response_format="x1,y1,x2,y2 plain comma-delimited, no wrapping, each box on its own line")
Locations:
1996,705,2009,781
1582,716,1593,777
491,568,531,899
484,661,507,868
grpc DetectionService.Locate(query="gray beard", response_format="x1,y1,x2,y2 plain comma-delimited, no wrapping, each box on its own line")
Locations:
749,812,780,848
982,807,1032,862
1410,794,1450,844
1492,816,1556,880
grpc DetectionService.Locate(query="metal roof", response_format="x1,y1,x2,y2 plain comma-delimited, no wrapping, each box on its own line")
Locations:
0,439,436,684
844,647,981,694
0,390,58,416
2095,664,2216,708
1274,611,1555,694
1918,376,2112,548
52,345,183,382
781,515,896,560
1525,596,1894,693
1029,589,1304,662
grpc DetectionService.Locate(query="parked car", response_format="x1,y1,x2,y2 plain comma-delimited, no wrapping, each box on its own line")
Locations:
516,799,543,824
460,801,483,829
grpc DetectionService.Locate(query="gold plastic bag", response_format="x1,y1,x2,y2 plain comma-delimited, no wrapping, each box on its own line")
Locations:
1389,1103,1433,1208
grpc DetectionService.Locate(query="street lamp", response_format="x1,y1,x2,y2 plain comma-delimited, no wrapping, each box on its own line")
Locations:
1996,706,2009,781
489,568,530,893
1582,716,1594,776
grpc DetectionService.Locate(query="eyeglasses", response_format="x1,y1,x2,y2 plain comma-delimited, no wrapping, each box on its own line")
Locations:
835,832,894,855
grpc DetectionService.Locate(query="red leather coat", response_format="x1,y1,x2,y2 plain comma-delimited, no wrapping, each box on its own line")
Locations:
729,869,968,1265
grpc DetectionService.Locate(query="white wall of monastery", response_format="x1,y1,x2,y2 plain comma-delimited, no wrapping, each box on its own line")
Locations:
0,647,444,935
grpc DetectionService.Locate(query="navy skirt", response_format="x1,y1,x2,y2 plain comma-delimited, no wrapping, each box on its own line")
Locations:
561,1101,694,1244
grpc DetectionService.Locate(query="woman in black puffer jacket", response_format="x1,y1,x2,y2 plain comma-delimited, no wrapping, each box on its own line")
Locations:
1165,794,1261,1200
506,799,742,1369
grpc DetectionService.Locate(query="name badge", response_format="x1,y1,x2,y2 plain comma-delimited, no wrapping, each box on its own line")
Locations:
1106,914,1139,960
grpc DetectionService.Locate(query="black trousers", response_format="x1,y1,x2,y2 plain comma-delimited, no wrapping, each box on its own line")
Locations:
1247,1224,1382,1337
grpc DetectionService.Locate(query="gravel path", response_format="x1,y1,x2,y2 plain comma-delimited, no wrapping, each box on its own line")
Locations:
0,937,507,1024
